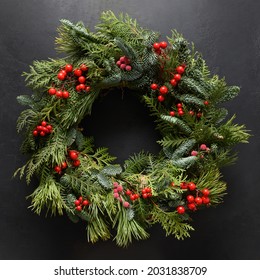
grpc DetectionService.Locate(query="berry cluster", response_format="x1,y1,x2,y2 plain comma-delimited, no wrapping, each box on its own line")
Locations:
169,102,185,117
170,65,186,87
48,63,90,99
74,196,89,212
54,161,68,174
141,187,152,199
153,41,168,55
176,182,211,214
116,56,132,71
191,143,210,158
150,83,169,102
113,182,130,208
125,189,140,201
33,121,53,137
68,150,81,167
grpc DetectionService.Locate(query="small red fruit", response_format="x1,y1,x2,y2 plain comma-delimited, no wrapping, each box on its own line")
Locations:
188,182,197,191
62,91,70,99
174,74,182,82
125,189,132,196
86,86,91,92
76,205,82,211
56,90,63,98
130,194,135,201
69,151,78,160
187,203,196,211
80,64,88,72
204,100,209,106
186,195,195,203
153,42,161,50
48,87,56,95
200,144,207,151
40,131,45,137
78,83,86,90
142,193,148,199
57,72,66,80
202,196,210,204
41,121,47,126
177,103,182,108
82,200,89,206
176,66,185,74
61,162,67,169
78,76,86,84
178,110,184,116
123,201,130,208
170,79,177,86
160,41,168,49
150,83,158,90
54,166,61,173
46,125,52,131
177,206,185,214
74,200,80,206
202,188,210,196
157,95,165,102
65,64,73,72
73,160,81,167
134,194,139,200
33,130,38,136
189,110,195,116
78,196,83,202
159,86,168,95
74,68,82,77
170,111,175,117
180,182,188,189
195,197,203,205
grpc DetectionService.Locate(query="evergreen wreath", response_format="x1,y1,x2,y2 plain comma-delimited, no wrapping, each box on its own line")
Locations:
15,11,249,246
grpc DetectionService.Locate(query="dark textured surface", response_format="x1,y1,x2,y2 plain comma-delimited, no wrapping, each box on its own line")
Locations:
0,0,260,260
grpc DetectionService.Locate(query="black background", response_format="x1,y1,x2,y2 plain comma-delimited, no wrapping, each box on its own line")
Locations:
0,0,260,260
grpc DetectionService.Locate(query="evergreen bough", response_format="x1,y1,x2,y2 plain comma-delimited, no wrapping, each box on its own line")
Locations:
15,11,249,246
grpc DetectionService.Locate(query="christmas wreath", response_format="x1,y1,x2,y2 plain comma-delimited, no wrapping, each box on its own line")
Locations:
15,11,249,246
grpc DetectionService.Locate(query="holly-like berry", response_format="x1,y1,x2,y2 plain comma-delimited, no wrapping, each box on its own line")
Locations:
153,42,161,50
130,194,136,201
33,130,38,136
54,166,61,173
189,110,195,116
62,91,70,99
150,83,158,90
125,189,132,196
125,65,132,71
159,86,168,95
170,111,175,117
200,144,207,151
74,68,82,77
174,74,182,82
80,64,88,72
57,72,66,80
204,100,209,106
46,125,52,131
73,160,81,167
157,95,165,102
123,201,130,208
187,203,196,211
117,185,123,192
202,196,210,204
194,197,203,205
120,64,126,70
177,103,182,108
176,66,185,74
177,206,185,214
40,131,45,137
180,182,188,189
78,76,86,84
74,200,80,206
48,87,56,95
186,195,195,203
76,205,82,211
61,162,67,169
41,121,47,127
202,188,210,196
78,83,86,90
82,200,89,206
69,151,78,160
86,86,91,92
170,79,177,86
178,110,184,116
191,150,198,156
197,112,202,118
65,64,73,72
188,182,197,191
160,41,168,49
56,90,63,98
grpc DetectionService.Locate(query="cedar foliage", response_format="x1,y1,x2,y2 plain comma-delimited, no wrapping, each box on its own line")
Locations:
15,11,250,246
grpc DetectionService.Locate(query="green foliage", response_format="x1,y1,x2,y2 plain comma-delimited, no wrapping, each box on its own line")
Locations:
15,11,250,247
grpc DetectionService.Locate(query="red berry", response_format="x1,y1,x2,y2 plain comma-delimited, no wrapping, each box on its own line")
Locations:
61,162,67,169
78,76,86,84
150,83,158,90
170,79,177,86
116,61,121,66
188,182,197,191
78,196,83,202
157,95,165,102
54,166,61,173
176,66,185,74
197,112,202,118
56,90,63,98
46,125,52,130
80,64,88,72
145,187,151,193
170,182,175,187
76,85,81,92
33,130,38,136
48,87,56,95
119,56,126,63
142,189,147,194
200,144,207,151
177,103,182,108
65,64,73,72
174,74,182,82
159,86,168,95
160,41,168,49
86,86,91,92
76,205,82,211
74,69,82,77
191,150,198,156
177,206,185,214
41,121,47,126
74,200,80,206
195,197,203,205
78,83,86,90
202,188,210,196
202,196,210,204
130,194,135,201
178,110,184,116
155,49,161,55
153,42,161,50
125,65,132,71
82,200,89,206
123,201,130,208
62,91,70,99
40,131,45,137
189,110,195,116
187,203,196,211
57,72,66,80
134,194,139,200
186,195,195,203
180,182,188,189
60,70,67,76
117,185,123,192
170,111,175,117
142,193,148,199
120,63,126,70
125,189,132,196
73,159,81,167
69,151,78,160
204,100,209,106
